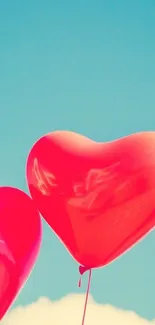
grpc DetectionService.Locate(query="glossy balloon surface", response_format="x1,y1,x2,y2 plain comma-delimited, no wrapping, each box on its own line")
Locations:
0,187,41,320
27,131,155,269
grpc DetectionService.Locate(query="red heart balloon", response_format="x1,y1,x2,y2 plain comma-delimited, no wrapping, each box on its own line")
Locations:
0,187,41,320
26,131,155,270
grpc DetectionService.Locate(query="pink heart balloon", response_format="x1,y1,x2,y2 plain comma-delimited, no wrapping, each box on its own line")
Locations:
0,187,41,320
27,131,155,271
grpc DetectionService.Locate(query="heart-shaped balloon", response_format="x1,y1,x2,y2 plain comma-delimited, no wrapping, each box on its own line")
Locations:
0,187,41,320
26,131,155,270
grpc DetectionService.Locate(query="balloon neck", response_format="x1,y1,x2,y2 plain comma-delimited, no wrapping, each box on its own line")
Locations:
78,266,92,288
79,265,90,276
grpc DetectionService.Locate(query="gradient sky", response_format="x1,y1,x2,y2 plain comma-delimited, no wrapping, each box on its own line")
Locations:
0,0,155,321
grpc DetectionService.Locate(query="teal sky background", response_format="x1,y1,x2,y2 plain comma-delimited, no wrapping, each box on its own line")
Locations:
0,0,155,321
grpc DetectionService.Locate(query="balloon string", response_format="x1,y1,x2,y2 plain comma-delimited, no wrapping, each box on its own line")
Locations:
78,268,92,325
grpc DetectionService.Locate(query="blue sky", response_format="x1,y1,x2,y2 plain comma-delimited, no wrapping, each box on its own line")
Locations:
0,0,155,321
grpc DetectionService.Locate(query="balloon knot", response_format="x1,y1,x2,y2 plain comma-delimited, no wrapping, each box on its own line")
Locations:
79,265,90,276
78,266,91,288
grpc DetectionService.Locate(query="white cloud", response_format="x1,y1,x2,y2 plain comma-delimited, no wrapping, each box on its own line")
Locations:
1,294,154,325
